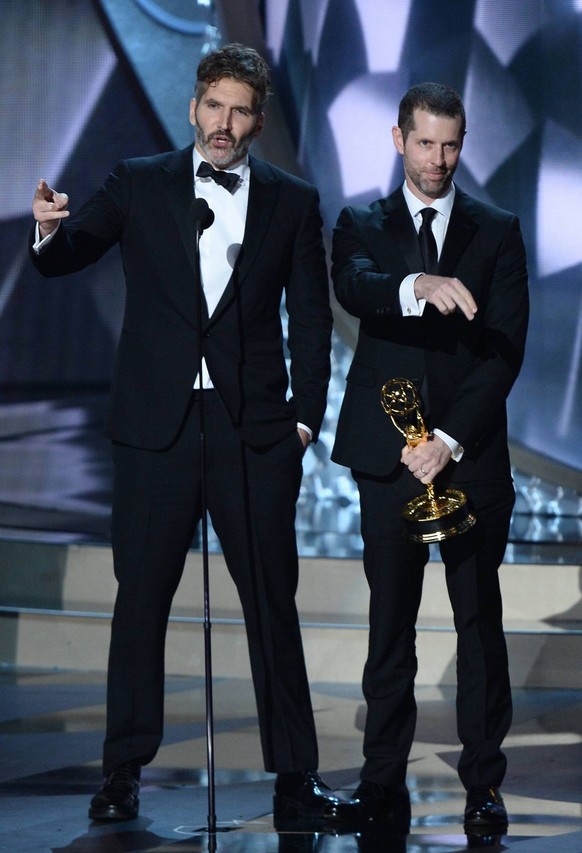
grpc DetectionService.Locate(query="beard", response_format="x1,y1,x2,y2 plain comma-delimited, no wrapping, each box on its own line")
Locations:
403,154,456,200
195,123,254,169
411,169,452,199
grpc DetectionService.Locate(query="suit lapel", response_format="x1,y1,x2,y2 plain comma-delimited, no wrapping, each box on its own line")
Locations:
206,155,280,327
378,187,479,278
161,146,211,325
378,189,424,273
162,146,198,270
438,188,478,276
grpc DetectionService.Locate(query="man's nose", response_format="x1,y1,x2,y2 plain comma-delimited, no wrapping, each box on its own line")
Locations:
219,109,233,129
433,147,446,165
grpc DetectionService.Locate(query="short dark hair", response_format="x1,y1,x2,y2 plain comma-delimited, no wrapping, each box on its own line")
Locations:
195,43,272,113
398,82,466,141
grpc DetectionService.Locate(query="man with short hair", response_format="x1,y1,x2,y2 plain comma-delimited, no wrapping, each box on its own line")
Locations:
332,82,529,833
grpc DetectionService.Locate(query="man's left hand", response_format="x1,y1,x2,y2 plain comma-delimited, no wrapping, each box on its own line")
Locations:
401,434,452,483
297,428,311,452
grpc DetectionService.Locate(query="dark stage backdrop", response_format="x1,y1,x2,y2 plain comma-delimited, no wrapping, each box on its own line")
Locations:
1,0,582,545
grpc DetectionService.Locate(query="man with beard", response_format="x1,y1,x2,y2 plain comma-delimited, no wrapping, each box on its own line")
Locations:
31,43,355,829
331,82,528,833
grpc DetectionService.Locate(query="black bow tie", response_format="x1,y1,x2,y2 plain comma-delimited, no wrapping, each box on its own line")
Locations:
196,161,240,192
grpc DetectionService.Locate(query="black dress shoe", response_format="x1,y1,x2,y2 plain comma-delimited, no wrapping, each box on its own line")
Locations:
88,762,141,821
278,834,319,852
273,770,359,830
356,827,408,853
466,831,505,848
464,786,508,831
351,780,411,829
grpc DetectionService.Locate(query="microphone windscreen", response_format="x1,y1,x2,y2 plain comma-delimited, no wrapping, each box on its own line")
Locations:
190,197,215,231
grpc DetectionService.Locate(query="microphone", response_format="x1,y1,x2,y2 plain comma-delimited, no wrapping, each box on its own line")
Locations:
191,197,215,234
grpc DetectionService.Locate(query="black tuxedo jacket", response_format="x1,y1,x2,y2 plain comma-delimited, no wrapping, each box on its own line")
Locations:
31,147,332,450
331,186,529,482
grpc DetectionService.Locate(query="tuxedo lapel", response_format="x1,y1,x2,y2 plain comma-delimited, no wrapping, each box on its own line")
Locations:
162,147,198,269
161,146,212,325
206,155,281,327
237,156,281,282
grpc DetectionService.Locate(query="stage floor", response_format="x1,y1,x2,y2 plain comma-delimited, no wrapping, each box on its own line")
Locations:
1,668,582,852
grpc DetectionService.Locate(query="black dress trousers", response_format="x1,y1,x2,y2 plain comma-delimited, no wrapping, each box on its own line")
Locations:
103,391,319,775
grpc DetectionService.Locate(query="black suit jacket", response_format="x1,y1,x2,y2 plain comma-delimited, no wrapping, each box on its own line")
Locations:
31,147,332,450
331,186,529,482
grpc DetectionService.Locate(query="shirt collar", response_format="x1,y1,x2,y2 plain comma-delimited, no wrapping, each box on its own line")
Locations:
402,180,455,220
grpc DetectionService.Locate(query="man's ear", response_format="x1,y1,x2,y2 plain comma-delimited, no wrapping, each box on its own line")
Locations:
254,112,265,138
392,125,404,155
189,99,197,127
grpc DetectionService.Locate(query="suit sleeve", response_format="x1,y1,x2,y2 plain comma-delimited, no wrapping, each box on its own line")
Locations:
332,205,405,318
285,187,332,441
433,214,529,452
30,162,129,277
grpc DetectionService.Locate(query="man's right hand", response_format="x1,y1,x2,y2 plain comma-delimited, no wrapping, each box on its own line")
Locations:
33,179,69,239
414,273,478,321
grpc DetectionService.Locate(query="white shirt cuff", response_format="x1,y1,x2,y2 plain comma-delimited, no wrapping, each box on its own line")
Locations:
433,428,464,461
297,423,312,442
32,222,59,253
400,273,426,316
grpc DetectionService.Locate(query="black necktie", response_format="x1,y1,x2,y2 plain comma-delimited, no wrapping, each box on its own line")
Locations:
418,207,438,274
196,161,240,193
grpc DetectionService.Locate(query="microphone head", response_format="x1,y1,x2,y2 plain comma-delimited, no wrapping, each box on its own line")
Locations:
190,197,215,232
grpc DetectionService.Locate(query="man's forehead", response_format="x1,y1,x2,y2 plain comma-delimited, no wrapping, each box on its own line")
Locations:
203,77,255,99
411,108,463,136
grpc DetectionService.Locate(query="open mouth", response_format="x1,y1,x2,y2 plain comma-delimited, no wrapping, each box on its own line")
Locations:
211,134,234,149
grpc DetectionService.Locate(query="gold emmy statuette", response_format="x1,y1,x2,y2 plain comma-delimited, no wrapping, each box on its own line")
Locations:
380,378,476,543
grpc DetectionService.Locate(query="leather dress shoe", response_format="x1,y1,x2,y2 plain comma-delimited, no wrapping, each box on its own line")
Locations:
464,786,508,831
88,762,141,821
351,780,411,829
466,831,506,848
356,828,408,852
273,770,359,830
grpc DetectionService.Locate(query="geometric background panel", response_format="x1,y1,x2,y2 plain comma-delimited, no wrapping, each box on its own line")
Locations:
2,0,115,221
352,0,411,72
475,0,541,66
328,74,402,199
462,38,535,185
537,119,582,278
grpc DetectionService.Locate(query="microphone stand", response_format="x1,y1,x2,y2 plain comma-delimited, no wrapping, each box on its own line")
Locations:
191,199,217,842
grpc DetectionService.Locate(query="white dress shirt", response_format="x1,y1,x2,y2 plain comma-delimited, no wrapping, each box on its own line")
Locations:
399,181,455,317
193,148,249,389
397,182,463,460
